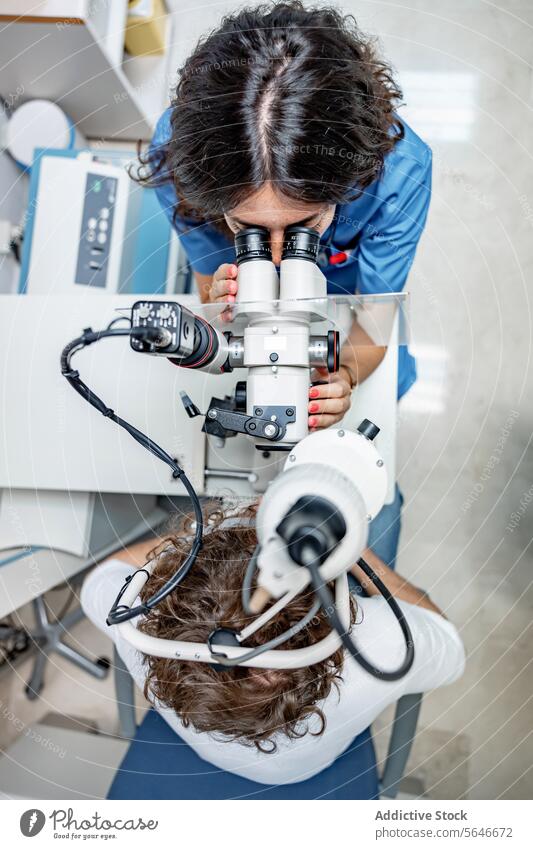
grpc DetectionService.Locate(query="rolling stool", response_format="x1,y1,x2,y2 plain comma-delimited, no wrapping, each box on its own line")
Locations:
0,506,167,700
108,647,422,800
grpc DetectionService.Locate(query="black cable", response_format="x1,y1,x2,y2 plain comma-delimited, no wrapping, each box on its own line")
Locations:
209,597,322,668
106,315,132,330
305,553,415,681
60,326,203,624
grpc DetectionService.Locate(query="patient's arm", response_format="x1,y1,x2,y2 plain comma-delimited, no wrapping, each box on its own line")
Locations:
105,536,163,569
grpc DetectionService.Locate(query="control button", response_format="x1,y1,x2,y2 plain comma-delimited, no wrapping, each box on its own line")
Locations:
138,306,151,319
100,207,110,219
159,305,171,319
87,231,95,242
269,352,279,362
97,232,107,244
357,419,380,441
87,217,97,229
98,220,108,231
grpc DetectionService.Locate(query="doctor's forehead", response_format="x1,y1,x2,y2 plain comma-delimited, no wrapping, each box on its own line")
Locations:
225,183,331,229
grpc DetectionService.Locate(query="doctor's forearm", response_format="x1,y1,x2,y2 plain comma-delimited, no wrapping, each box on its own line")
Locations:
339,319,387,385
340,342,387,386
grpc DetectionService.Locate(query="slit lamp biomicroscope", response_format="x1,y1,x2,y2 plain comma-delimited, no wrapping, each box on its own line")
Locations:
60,226,414,679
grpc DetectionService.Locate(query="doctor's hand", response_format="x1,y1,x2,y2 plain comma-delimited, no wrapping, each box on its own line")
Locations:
308,366,354,431
205,262,239,321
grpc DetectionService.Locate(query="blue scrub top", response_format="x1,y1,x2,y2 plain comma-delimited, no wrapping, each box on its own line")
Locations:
150,109,432,399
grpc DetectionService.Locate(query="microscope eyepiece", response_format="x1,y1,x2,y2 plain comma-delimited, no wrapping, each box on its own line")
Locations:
282,226,320,263
234,227,272,264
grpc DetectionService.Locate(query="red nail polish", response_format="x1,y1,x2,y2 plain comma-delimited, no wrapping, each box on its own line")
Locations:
309,388,319,399
309,417,317,428
309,402,319,413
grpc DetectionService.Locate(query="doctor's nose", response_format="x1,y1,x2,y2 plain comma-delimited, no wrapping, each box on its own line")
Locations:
270,231,284,266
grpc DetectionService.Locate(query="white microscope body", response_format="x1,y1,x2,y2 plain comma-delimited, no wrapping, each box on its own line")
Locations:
234,227,334,445
131,226,340,448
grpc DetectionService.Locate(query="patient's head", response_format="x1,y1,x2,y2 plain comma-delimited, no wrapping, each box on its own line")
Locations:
139,504,355,752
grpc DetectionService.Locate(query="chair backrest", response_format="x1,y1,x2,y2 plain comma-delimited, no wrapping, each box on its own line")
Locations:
111,647,421,800
108,708,380,800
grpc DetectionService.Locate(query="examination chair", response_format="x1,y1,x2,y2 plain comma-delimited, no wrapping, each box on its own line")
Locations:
108,647,422,800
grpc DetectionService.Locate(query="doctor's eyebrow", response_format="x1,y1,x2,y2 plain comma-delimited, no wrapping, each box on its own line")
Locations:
230,212,320,229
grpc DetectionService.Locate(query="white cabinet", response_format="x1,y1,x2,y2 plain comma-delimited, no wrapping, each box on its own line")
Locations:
0,1,173,140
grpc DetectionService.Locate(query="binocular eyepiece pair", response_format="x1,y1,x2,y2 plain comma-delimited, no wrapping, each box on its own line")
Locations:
234,225,320,266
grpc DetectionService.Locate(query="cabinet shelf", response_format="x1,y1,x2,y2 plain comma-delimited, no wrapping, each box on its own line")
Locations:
0,1,173,140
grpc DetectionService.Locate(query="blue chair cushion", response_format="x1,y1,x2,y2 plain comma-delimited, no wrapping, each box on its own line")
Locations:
108,709,379,800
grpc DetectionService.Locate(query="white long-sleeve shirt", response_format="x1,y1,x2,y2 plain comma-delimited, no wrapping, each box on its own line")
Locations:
81,559,465,785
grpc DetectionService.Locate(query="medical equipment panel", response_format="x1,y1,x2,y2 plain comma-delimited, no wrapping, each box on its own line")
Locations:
74,172,119,289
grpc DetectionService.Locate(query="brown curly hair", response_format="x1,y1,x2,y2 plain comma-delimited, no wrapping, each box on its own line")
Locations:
135,1,403,226
138,502,356,752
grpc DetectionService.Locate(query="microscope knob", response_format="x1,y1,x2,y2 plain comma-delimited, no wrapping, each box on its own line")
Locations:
234,380,247,411
327,330,340,373
357,419,380,441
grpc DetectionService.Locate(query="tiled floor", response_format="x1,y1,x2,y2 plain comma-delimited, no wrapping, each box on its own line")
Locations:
1,0,532,799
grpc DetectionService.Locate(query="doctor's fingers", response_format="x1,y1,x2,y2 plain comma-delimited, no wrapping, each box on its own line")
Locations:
210,264,238,303
308,395,351,417
210,278,238,303
308,411,346,430
213,262,238,282
309,378,351,400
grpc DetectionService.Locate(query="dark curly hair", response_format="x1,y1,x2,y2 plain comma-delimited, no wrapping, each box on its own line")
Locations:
138,502,356,752
135,0,403,225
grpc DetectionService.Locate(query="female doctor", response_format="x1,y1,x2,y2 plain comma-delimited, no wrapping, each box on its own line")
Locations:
140,1,432,568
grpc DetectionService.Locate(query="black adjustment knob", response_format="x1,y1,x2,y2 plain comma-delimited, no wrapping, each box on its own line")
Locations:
357,419,380,441
207,628,240,672
327,330,340,373
234,380,247,411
